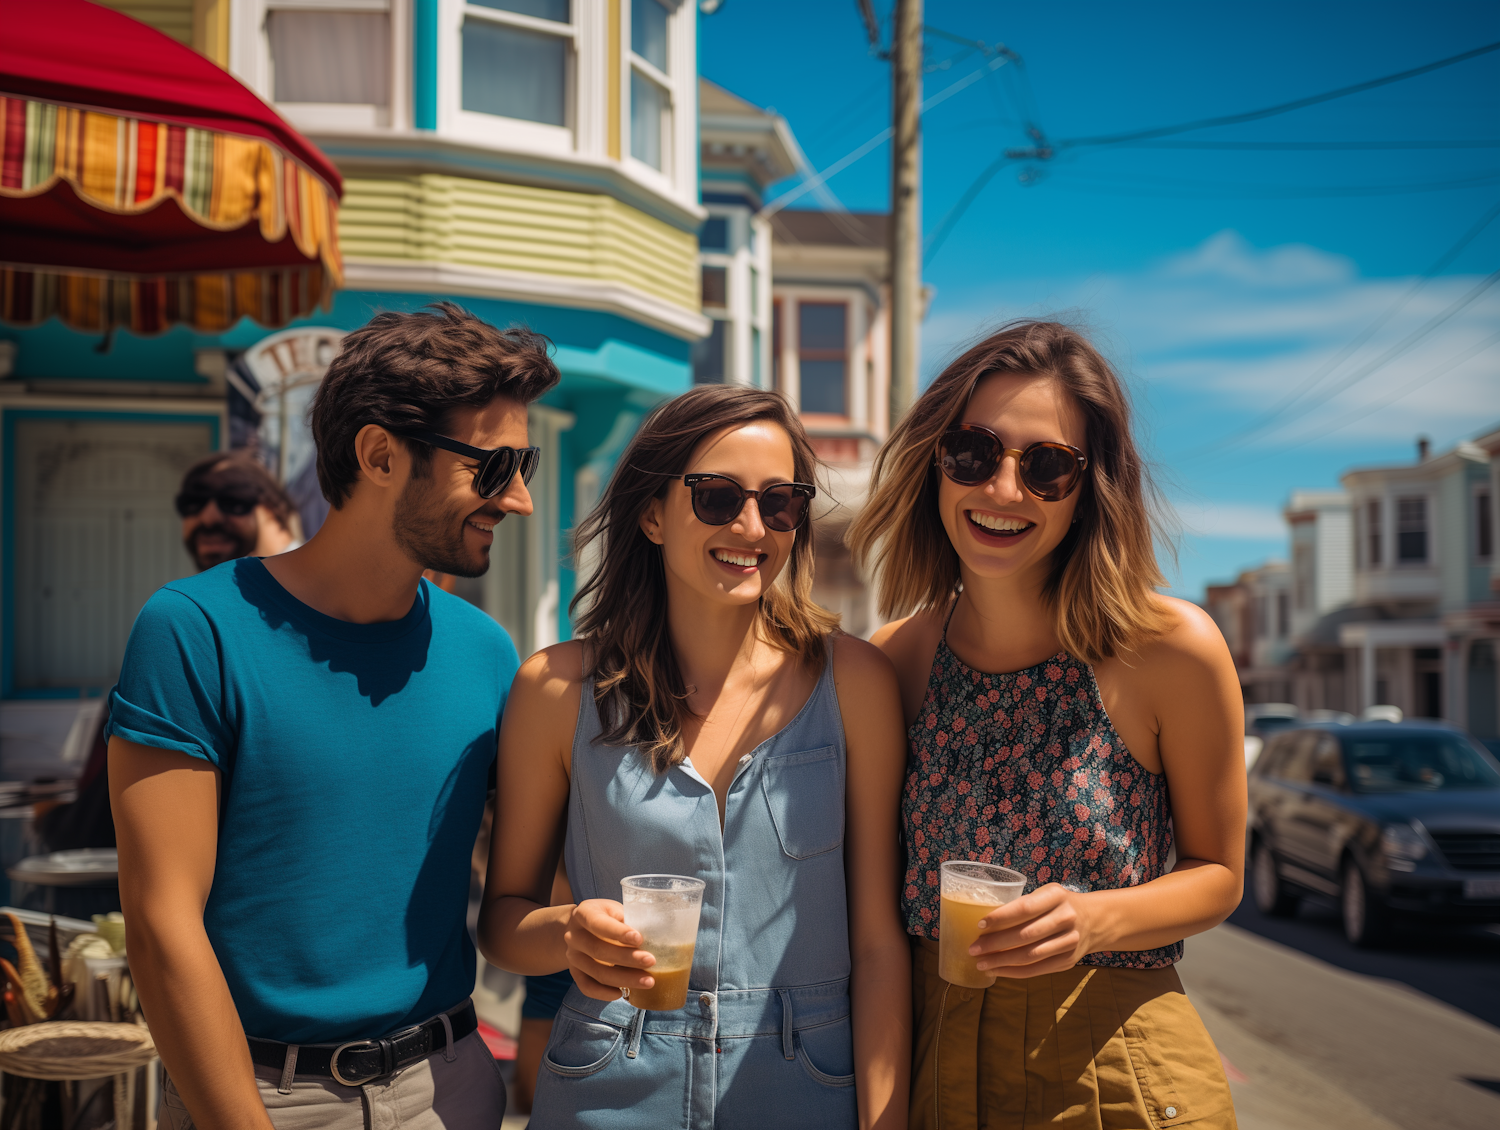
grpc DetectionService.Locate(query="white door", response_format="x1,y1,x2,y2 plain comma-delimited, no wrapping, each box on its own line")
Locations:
11,417,215,693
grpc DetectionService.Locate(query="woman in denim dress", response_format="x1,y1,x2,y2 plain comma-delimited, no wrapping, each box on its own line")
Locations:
481,386,910,1130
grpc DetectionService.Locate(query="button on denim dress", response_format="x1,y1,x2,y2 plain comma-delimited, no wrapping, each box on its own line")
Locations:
530,647,857,1130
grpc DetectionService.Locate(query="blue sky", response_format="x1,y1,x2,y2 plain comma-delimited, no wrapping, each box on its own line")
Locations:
700,0,1500,598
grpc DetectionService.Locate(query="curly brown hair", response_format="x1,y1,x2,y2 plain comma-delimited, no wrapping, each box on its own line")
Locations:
310,302,559,507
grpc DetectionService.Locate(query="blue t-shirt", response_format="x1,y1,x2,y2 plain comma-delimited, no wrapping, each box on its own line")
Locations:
107,557,519,1044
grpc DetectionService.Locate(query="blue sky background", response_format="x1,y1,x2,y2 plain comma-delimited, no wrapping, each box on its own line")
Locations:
700,0,1500,599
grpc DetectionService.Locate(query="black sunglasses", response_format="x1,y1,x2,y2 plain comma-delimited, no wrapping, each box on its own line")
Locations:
681,474,815,532
936,424,1088,502
399,431,541,499
175,491,259,519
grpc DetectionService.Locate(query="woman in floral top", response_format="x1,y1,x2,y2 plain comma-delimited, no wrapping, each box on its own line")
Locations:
851,321,1244,1129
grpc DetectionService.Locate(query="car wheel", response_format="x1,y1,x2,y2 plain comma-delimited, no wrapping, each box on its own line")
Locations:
1341,858,1393,948
1252,839,1300,917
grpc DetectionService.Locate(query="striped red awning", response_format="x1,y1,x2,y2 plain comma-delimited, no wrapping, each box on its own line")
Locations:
0,0,343,335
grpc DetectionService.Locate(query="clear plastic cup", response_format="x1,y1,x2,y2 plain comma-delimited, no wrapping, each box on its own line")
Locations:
938,860,1027,988
620,874,706,1011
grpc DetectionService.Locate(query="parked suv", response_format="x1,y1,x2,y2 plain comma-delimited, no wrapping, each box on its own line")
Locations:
1247,721,1500,946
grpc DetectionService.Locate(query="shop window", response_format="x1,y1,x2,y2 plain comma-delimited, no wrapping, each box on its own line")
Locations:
1366,498,1382,567
701,265,727,309
462,1,572,126
1396,496,1428,563
798,302,848,415
269,9,390,106
630,0,670,171
1477,488,1493,561
693,320,726,384
700,216,729,252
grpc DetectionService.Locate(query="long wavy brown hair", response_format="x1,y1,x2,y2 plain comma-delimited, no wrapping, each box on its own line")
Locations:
571,385,839,771
848,319,1170,664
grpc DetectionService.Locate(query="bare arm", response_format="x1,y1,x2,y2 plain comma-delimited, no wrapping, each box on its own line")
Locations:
110,739,272,1130
971,602,1247,974
479,645,658,997
836,637,912,1130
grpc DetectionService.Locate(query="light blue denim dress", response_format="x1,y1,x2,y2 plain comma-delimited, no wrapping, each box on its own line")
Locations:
530,647,857,1130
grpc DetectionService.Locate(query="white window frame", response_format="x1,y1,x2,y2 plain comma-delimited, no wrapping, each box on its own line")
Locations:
622,0,692,196
444,0,579,154
1394,492,1433,568
250,0,409,134
1474,480,1495,564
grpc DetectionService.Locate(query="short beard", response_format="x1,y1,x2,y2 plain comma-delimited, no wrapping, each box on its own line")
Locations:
392,473,492,578
186,523,258,571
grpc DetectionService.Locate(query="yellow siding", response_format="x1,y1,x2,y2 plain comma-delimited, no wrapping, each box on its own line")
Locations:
94,0,194,45
338,175,700,313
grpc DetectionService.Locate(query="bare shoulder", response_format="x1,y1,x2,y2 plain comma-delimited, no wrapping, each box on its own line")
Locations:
1106,596,1235,702
869,610,941,657
831,631,899,685
513,640,587,697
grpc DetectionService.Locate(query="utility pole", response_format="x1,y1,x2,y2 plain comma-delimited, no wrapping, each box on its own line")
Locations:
889,0,922,427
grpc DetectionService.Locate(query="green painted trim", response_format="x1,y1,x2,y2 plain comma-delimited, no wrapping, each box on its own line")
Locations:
413,0,439,130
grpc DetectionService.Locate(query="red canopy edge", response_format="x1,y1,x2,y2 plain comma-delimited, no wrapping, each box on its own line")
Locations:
0,0,342,197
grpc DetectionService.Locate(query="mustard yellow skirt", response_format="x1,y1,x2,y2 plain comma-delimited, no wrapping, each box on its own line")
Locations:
911,938,1237,1130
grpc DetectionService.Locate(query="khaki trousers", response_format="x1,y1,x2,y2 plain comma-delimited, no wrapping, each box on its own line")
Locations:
162,1030,506,1130
911,938,1237,1130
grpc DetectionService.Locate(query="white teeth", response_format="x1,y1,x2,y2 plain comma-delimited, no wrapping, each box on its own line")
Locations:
468,519,495,533
968,512,1031,533
712,550,760,567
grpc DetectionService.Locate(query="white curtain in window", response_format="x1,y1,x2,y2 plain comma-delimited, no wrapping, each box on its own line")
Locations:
270,11,391,105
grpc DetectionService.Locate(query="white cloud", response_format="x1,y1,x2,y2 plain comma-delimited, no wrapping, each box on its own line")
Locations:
922,230,1500,451
1169,500,1287,540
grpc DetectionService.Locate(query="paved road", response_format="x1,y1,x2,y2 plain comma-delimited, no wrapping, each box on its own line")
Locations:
1180,892,1500,1130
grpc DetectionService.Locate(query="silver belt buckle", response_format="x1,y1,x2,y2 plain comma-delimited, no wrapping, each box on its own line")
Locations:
329,1039,382,1087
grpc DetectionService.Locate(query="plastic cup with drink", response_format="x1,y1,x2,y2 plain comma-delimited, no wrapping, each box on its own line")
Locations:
619,874,705,1011
938,860,1027,988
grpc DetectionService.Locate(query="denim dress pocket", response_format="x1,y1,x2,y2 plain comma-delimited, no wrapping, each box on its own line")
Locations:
795,1015,856,1088
760,746,844,859
542,1014,626,1077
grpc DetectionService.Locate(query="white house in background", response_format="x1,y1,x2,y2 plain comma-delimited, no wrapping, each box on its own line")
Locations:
1238,560,1294,703
1340,438,1491,720
1445,424,1499,748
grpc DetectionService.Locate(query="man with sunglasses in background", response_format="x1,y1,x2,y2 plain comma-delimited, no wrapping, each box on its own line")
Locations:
177,454,301,572
107,303,558,1130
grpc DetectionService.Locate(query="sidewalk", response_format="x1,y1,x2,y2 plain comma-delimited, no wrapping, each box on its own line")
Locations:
1178,923,1500,1130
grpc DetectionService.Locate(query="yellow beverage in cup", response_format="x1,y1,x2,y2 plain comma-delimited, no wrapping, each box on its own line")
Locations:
620,875,705,1013
937,861,1026,988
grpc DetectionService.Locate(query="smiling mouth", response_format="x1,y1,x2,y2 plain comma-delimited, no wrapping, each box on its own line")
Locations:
967,511,1035,538
711,548,766,568
466,516,498,535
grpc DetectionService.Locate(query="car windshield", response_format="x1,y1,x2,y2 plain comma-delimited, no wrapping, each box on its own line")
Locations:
1346,734,1500,793
1253,716,1300,738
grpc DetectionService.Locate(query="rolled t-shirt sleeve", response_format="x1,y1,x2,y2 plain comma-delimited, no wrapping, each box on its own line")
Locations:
106,587,231,767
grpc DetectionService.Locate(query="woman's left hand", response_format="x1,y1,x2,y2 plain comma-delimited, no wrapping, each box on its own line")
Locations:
971,883,1103,977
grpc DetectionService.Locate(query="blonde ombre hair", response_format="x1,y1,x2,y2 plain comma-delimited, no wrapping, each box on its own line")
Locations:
572,385,839,772
849,320,1169,664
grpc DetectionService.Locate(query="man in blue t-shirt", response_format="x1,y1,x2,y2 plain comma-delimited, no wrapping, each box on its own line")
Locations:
108,303,559,1129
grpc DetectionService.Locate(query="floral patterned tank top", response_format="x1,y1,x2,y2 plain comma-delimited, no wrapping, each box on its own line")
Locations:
901,631,1183,969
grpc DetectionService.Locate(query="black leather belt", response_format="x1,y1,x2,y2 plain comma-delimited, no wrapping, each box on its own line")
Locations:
247,1000,479,1086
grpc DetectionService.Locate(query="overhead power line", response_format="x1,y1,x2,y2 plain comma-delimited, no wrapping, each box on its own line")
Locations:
1182,198,1500,458
1053,40,1500,152
1268,328,1500,452
1123,139,1500,151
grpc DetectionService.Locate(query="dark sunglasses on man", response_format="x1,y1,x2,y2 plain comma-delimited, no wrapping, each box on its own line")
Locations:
679,473,815,532
175,491,260,519
935,424,1088,502
399,430,541,499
